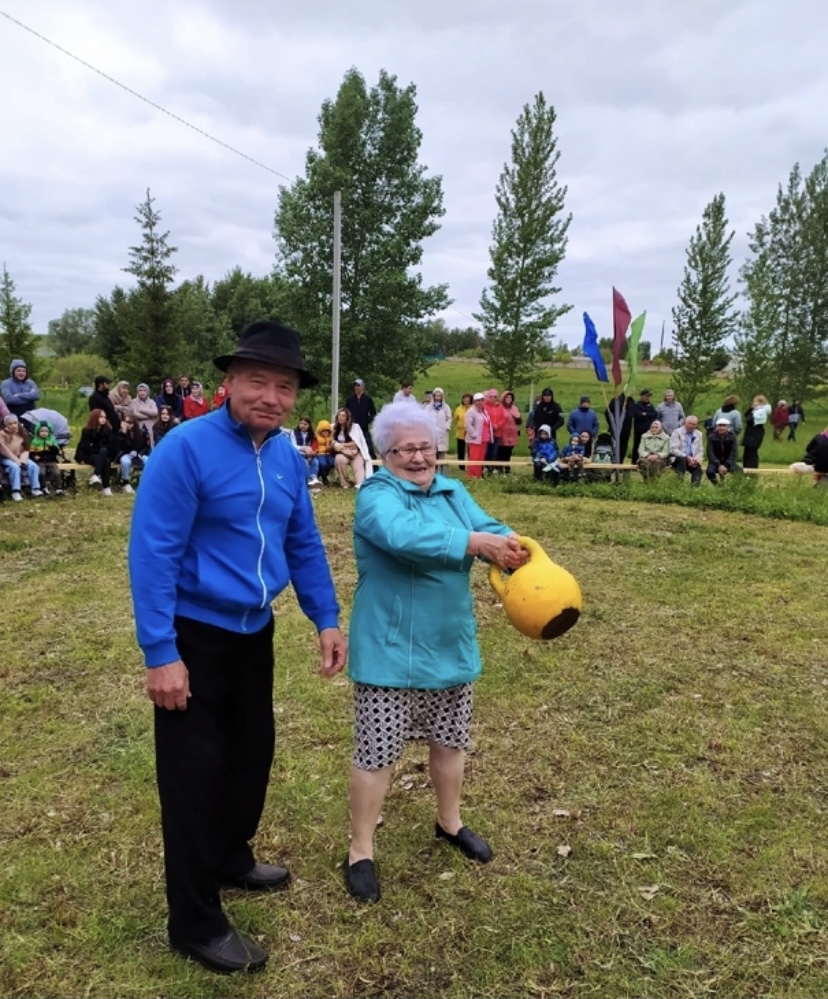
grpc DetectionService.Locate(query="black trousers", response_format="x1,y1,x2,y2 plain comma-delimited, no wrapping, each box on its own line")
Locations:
497,444,514,473
673,456,703,485
155,615,275,942
457,438,466,471
86,447,112,486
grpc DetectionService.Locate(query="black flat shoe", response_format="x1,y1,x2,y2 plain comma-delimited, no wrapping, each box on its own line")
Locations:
219,862,291,892
170,927,267,974
435,822,493,863
344,856,381,902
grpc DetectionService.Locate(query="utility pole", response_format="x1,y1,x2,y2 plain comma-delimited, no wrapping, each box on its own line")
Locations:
330,190,342,421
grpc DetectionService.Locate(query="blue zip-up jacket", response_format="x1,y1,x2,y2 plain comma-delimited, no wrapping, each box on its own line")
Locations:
1,359,41,416
566,407,599,437
348,467,512,690
128,404,340,667
531,439,558,463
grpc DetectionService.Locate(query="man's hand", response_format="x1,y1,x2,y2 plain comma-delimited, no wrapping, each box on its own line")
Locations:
319,627,347,677
146,659,190,710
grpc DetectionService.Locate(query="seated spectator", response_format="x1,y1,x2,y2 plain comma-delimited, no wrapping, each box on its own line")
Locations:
212,382,228,408
152,406,175,448
531,424,560,484
28,420,63,496
332,408,373,489
315,419,336,484
155,378,183,422
560,434,587,483
638,419,671,478
20,407,71,446
578,430,593,459
89,374,122,431
706,418,740,484
176,374,192,400
1,359,41,418
0,413,43,500
75,409,116,495
291,415,322,491
115,413,151,494
128,384,159,439
567,396,599,438
669,415,704,486
182,381,209,420
109,380,133,419
789,426,828,487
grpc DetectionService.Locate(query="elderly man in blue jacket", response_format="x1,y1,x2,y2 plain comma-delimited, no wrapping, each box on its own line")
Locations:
566,395,599,438
129,321,347,975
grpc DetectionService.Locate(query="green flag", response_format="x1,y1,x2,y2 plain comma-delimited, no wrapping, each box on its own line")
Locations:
627,311,647,389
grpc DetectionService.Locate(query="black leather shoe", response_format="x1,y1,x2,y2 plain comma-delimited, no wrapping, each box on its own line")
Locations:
170,927,267,974
435,822,493,863
344,856,381,902
219,862,291,892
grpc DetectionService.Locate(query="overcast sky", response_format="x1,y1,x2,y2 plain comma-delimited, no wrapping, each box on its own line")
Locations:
1,0,826,348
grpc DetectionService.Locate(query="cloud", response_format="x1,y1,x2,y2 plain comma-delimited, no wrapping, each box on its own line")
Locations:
1,0,826,352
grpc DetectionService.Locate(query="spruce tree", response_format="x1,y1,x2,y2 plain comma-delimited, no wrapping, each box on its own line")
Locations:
0,264,39,379
671,193,739,412
475,92,571,390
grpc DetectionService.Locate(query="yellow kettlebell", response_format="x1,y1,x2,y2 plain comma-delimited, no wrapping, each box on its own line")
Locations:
488,536,582,640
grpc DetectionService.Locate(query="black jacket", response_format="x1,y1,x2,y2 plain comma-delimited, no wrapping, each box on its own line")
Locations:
632,400,659,435
345,393,377,433
531,397,564,436
804,432,828,473
89,389,121,431
707,431,738,470
115,425,151,460
76,426,115,463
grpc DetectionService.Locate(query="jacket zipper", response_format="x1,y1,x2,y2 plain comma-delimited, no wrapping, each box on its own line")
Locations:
242,435,272,632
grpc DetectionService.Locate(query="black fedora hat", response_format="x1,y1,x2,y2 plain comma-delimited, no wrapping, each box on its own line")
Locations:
214,320,318,388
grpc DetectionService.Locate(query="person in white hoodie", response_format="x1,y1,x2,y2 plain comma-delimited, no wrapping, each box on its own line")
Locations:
424,387,452,470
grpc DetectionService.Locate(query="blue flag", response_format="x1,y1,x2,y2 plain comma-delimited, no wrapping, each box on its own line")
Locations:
582,312,608,382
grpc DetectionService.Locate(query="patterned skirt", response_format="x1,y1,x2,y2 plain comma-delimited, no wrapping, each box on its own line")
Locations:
352,682,474,771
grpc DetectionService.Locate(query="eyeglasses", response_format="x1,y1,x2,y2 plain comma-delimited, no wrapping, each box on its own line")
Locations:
388,445,436,458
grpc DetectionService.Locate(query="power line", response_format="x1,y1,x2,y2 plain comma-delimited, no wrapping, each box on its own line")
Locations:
0,8,294,182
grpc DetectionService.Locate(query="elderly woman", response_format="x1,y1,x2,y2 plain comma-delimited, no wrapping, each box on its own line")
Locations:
637,419,671,477
343,402,529,902
423,387,452,470
463,392,493,480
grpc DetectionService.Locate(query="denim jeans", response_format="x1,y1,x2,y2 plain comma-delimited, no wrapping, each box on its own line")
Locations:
305,456,320,480
120,454,145,481
316,455,335,481
2,457,41,491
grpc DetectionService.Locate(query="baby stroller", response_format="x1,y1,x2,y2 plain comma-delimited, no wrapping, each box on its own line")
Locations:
20,408,76,493
586,431,615,482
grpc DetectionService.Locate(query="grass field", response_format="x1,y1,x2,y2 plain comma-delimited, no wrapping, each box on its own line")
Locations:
2,480,828,998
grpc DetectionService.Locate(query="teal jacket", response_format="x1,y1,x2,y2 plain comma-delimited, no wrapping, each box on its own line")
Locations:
348,467,512,690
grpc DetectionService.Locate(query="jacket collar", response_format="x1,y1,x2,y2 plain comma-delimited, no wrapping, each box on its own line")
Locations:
371,465,457,496
220,399,283,445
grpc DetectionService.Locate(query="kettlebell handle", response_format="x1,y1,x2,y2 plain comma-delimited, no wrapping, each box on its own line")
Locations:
487,534,540,596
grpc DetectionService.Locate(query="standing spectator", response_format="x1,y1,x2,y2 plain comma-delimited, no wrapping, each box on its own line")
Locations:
531,388,564,443
128,384,159,440
75,409,115,496
787,400,805,441
742,394,772,469
669,415,704,486
712,395,743,437
464,393,492,480
631,389,658,463
0,413,43,500
567,396,599,438
182,382,209,420
423,388,452,469
656,389,685,436
156,378,183,422
605,392,634,462
89,375,122,431
453,393,473,471
393,381,418,405
637,420,671,478
706,418,740,484
28,420,63,495
498,390,522,473
127,320,345,972
114,413,151,494
345,379,378,459
152,406,175,448
212,383,228,409
176,374,192,400
109,380,133,419
771,400,789,441
1,359,41,418
483,389,506,474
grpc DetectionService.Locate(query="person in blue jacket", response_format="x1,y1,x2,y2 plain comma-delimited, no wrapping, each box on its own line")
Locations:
566,395,599,438
128,320,347,974
343,402,529,903
1,358,41,417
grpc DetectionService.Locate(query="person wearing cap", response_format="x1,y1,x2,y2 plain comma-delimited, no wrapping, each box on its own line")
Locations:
566,396,599,438
88,374,121,431
630,389,658,463
706,418,740,483
345,378,378,459
128,320,347,974
463,392,493,479
182,381,209,420
1,359,40,418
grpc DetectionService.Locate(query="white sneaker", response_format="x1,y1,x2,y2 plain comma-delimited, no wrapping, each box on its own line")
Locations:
88,474,101,487
308,477,322,491
122,483,134,494
102,487,113,496
31,489,43,497
11,491,22,502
